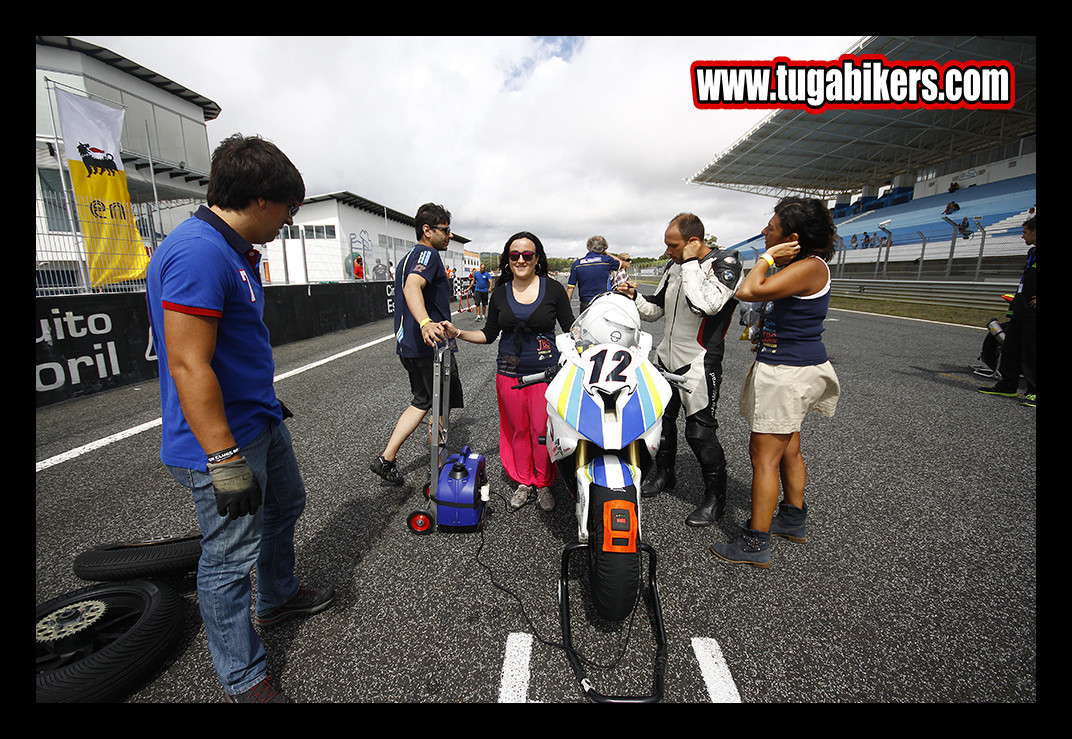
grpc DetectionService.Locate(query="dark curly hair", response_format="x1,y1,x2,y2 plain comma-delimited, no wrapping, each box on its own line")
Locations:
496,231,550,287
773,197,837,263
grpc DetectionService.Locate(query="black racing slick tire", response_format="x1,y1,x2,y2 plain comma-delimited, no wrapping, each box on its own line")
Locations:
36,579,185,703
72,534,201,582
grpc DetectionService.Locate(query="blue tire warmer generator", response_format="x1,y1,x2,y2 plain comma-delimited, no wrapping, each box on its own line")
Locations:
406,343,488,535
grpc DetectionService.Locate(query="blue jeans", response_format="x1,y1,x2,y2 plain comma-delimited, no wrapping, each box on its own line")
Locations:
167,421,306,694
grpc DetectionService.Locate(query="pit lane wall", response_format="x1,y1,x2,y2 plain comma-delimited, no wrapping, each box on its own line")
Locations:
35,281,397,408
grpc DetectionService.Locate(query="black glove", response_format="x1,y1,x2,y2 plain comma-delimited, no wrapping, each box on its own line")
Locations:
207,456,262,519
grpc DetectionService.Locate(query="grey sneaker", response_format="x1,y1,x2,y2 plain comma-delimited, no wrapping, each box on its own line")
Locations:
536,487,555,511
510,484,533,508
977,385,1018,398
225,675,291,703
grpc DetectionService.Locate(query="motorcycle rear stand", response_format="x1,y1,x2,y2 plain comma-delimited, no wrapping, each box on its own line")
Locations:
558,541,668,703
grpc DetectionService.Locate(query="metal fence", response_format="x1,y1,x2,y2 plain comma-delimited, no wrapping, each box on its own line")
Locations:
36,192,168,296
828,220,1031,283
36,194,1032,298
35,192,476,297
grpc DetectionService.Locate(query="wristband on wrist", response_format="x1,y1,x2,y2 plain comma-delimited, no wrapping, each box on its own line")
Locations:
419,318,432,327
207,445,240,464
762,253,776,267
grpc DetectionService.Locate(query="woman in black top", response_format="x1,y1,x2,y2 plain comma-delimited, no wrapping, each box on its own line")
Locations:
445,232,574,510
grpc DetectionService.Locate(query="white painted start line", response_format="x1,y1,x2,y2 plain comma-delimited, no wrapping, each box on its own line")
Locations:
498,632,741,702
35,333,395,473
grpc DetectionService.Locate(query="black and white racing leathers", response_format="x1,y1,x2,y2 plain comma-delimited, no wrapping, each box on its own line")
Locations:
634,249,742,497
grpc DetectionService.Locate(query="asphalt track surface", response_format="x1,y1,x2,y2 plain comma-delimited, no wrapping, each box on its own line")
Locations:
36,288,1036,703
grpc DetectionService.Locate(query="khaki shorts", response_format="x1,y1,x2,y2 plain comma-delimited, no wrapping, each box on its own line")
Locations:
739,360,840,434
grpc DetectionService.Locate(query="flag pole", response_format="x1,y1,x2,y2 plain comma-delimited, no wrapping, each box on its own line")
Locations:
43,77,91,293
144,120,161,252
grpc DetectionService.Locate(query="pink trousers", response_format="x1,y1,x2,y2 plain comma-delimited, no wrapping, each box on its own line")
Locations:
496,373,556,487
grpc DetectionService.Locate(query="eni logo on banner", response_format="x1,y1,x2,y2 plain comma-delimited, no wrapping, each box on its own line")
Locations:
55,89,148,287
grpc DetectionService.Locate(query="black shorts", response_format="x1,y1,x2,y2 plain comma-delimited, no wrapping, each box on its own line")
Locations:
400,353,464,412
475,290,489,306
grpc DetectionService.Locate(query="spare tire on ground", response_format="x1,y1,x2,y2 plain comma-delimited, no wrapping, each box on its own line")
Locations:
73,534,201,582
36,579,186,702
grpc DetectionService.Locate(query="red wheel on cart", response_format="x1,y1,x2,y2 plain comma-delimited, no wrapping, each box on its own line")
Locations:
407,509,435,534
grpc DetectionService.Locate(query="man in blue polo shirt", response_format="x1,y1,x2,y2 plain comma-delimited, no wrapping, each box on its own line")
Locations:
146,134,333,703
470,263,491,320
370,203,463,485
566,235,631,313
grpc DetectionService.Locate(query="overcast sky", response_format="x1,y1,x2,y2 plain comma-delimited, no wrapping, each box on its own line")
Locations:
81,35,861,259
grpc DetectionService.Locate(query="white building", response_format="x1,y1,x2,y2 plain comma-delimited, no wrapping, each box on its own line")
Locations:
265,191,471,285
35,36,219,293
36,36,470,294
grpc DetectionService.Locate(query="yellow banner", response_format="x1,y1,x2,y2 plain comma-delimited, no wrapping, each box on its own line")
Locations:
55,89,149,287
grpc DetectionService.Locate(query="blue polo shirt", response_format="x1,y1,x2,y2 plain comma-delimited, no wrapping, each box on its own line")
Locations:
472,269,491,292
395,243,454,358
146,206,282,470
567,252,619,302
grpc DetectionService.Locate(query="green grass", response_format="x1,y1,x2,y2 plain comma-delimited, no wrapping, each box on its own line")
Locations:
829,296,999,328
634,275,999,328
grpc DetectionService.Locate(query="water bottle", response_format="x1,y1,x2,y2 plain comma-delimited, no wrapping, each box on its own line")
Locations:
986,318,1005,345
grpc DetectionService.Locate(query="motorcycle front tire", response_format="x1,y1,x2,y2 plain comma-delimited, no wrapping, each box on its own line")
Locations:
588,493,641,622
590,543,640,621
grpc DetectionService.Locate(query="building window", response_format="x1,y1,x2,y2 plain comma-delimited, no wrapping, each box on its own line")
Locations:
301,224,337,240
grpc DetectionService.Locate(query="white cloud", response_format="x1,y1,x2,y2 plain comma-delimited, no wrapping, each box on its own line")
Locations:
78,35,859,258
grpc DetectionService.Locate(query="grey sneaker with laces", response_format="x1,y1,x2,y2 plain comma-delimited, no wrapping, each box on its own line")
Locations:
254,583,335,626
536,487,555,511
510,484,533,508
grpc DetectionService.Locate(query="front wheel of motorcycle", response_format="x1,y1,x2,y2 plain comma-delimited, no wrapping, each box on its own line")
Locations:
588,525,640,622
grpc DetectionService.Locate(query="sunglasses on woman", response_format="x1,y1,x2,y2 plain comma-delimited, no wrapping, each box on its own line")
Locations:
509,251,536,262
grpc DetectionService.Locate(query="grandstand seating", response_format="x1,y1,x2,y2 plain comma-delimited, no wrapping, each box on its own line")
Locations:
729,173,1035,258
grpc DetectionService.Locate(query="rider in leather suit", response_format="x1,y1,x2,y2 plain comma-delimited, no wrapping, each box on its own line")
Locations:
618,213,741,527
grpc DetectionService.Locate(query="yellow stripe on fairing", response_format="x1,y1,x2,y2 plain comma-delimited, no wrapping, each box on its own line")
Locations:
557,364,579,419
638,363,663,417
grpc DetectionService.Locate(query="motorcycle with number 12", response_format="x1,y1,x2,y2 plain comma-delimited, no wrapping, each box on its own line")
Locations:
514,293,686,703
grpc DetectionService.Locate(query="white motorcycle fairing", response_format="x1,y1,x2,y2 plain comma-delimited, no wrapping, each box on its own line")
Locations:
544,339,673,543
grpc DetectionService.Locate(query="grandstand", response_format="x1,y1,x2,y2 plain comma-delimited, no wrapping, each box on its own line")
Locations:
688,35,1036,288
731,173,1035,282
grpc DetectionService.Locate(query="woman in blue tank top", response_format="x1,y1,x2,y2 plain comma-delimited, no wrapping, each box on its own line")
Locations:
711,198,841,568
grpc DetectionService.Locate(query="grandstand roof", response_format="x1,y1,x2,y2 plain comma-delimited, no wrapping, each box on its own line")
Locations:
687,36,1036,199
